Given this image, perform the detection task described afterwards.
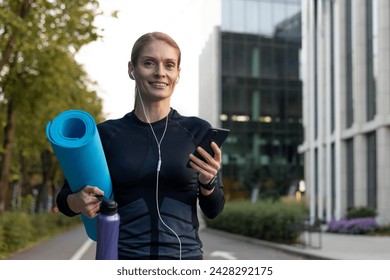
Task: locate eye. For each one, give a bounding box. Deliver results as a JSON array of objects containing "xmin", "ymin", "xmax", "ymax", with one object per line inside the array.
[
  {"xmin": 144, "ymin": 60, "xmax": 155, "ymax": 67},
  {"xmin": 166, "ymin": 62, "xmax": 176, "ymax": 69}
]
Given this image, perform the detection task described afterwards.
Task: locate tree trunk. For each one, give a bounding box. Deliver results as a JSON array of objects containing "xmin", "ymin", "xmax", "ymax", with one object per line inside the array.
[
  {"xmin": 0, "ymin": 34, "xmax": 17, "ymax": 74},
  {"xmin": 37, "ymin": 149, "xmax": 55, "ymax": 213},
  {"xmin": 0, "ymin": 0, "xmax": 32, "ymax": 74},
  {"xmin": 0, "ymin": 101, "xmax": 16, "ymax": 212},
  {"xmin": 0, "ymin": 0, "xmax": 32, "ymax": 213}
]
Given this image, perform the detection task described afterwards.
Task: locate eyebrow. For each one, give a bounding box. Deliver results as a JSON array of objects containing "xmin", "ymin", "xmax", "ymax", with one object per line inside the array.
[{"xmin": 141, "ymin": 56, "xmax": 178, "ymax": 63}]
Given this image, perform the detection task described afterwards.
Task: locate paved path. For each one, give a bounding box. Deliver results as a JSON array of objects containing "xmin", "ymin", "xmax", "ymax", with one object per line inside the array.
[
  {"xmin": 7, "ymin": 225, "xmax": 308, "ymax": 260},
  {"xmin": 8, "ymin": 224, "xmax": 390, "ymax": 260}
]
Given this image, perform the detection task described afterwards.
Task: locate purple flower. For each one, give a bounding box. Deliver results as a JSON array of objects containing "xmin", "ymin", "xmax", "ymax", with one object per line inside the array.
[{"xmin": 327, "ymin": 217, "xmax": 379, "ymax": 234}]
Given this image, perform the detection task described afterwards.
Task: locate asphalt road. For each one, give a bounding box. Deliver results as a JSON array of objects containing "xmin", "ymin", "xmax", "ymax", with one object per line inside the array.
[{"xmin": 7, "ymin": 225, "xmax": 308, "ymax": 260}]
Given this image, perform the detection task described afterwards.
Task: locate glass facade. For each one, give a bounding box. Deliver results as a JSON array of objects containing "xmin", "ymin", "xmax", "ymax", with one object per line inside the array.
[{"xmin": 219, "ymin": 0, "xmax": 303, "ymax": 196}]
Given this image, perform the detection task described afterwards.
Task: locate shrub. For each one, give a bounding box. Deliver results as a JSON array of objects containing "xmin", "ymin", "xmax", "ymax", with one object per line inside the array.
[
  {"xmin": 0, "ymin": 219, "xmax": 4, "ymax": 253},
  {"xmin": 328, "ymin": 206, "xmax": 380, "ymax": 235},
  {"xmin": 0, "ymin": 212, "xmax": 35, "ymax": 254},
  {"xmin": 346, "ymin": 206, "xmax": 377, "ymax": 219},
  {"xmin": 373, "ymin": 224, "xmax": 390, "ymax": 236},
  {"xmin": 0, "ymin": 211, "xmax": 81, "ymax": 259},
  {"xmin": 328, "ymin": 217, "xmax": 379, "ymax": 234},
  {"xmin": 204, "ymin": 199, "xmax": 308, "ymax": 244}
]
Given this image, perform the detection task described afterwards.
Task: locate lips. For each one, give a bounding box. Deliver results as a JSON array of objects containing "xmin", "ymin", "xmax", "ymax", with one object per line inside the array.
[{"xmin": 149, "ymin": 81, "xmax": 168, "ymax": 88}]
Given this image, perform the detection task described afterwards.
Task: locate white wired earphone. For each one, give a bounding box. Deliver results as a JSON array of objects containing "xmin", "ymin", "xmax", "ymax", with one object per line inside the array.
[{"xmin": 129, "ymin": 70, "xmax": 182, "ymax": 260}]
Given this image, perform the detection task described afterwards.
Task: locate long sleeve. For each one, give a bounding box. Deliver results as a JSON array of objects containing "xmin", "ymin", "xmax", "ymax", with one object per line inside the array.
[
  {"xmin": 198, "ymin": 174, "xmax": 225, "ymax": 219},
  {"xmin": 56, "ymin": 180, "xmax": 79, "ymax": 217}
]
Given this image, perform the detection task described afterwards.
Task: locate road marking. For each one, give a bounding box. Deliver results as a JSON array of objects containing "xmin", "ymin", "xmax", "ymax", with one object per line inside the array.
[
  {"xmin": 70, "ymin": 238, "xmax": 94, "ymax": 260},
  {"xmin": 210, "ymin": 250, "xmax": 237, "ymax": 260}
]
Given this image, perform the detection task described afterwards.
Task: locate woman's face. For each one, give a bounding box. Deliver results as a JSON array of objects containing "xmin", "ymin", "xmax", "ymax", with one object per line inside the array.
[{"xmin": 130, "ymin": 40, "xmax": 181, "ymax": 103}]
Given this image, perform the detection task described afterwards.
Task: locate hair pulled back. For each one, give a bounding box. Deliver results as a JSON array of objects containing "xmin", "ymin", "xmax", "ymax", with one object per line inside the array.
[{"xmin": 131, "ymin": 32, "xmax": 181, "ymax": 68}]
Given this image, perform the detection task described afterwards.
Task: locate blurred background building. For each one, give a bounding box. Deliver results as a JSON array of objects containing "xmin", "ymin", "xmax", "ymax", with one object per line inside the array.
[
  {"xmin": 199, "ymin": 0, "xmax": 390, "ymax": 226},
  {"xmin": 199, "ymin": 0, "xmax": 303, "ymax": 200},
  {"xmin": 299, "ymin": 0, "xmax": 390, "ymax": 225}
]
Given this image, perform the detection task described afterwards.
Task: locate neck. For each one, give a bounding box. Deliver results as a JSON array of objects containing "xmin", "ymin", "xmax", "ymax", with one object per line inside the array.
[{"xmin": 134, "ymin": 101, "xmax": 171, "ymax": 123}]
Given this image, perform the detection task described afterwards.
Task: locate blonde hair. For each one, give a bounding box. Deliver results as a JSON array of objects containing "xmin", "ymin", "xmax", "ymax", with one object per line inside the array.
[{"xmin": 131, "ymin": 32, "xmax": 181, "ymax": 67}]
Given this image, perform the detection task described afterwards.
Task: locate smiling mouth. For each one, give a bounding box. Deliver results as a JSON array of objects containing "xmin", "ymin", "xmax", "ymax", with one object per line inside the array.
[{"xmin": 149, "ymin": 82, "xmax": 168, "ymax": 88}]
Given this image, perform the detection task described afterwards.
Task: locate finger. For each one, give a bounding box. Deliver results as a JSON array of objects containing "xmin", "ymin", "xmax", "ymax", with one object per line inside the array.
[
  {"xmin": 188, "ymin": 155, "xmax": 219, "ymax": 181},
  {"xmin": 83, "ymin": 185, "xmax": 104, "ymax": 197},
  {"xmin": 195, "ymin": 146, "xmax": 221, "ymax": 170},
  {"xmin": 197, "ymin": 146, "xmax": 221, "ymax": 163},
  {"xmin": 85, "ymin": 200, "xmax": 102, "ymax": 218},
  {"xmin": 210, "ymin": 142, "xmax": 222, "ymax": 162},
  {"xmin": 84, "ymin": 207, "xmax": 99, "ymax": 219},
  {"xmin": 189, "ymin": 153, "xmax": 217, "ymax": 174},
  {"xmin": 86, "ymin": 194, "xmax": 102, "ymax": 204},
  {"xmin": 189, "ymin": 161, "xmax": 216, "ymax": 182}
]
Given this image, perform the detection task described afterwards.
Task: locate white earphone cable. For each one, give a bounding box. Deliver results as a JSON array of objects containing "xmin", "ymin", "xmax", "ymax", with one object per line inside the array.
[{"xmin": 136, "ymin": 84, "xmax": 182, "ymax": 260}]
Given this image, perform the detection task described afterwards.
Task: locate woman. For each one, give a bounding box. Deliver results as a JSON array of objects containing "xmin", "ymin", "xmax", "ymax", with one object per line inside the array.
[{"xmin": 56, "ymin": 32, "xmax": 225, "ymax": 260}]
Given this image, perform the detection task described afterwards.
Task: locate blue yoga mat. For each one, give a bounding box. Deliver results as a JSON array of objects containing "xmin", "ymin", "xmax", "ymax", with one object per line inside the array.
[{"xmin": 46, "ymin": 110, "xmax": 113, "ymax": 241}]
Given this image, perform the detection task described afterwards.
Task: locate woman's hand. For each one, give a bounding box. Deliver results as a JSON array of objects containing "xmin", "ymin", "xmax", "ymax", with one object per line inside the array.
[
  {"xmin": 66, "ymin": 185, "xmax": 104, "ymax": 218},
  {"xmin": 189, "ymin": 142, "xmax": 221, "ymax": 195}
]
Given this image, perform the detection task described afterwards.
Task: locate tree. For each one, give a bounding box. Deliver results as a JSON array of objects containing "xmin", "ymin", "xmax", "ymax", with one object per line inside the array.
[{"xmin": 0, "ymin": 0, "xmax": 103, "ymax": 212}]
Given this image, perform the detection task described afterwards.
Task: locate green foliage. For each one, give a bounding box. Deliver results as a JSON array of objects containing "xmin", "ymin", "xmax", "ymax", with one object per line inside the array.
[
  {"xmin": 0, "ymin": 0, "xmax": 106, "ymax": 210},
  {"xmin": 372, "ymin": 224, "xmax": 390, "ymax": 236},
  {"xmin": 0, "ymin": 211, "xmax": 35, "ymax": 253},
  {"xmin": 0, "ymin": 218, "xmax": 4, "ymax": 253},
  {"xmin": 0, "ymin": 211, "xmax": 81, "ymax": 259},
  {"xmin": 205, "ymin": 199, "xmax": 308, "ymax": 244},
  {"xmin": 1, "ymin": 0, "xmax": 104, "ymax": 139},
  {"xmin": 346, "ymin": 206, "xmax": 377, "ymax": 219}
]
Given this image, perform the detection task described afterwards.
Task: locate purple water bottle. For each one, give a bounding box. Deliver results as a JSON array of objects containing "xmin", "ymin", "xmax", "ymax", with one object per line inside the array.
[{"xmin": 96, "ymin": 197, "xmax": 120, "ymax": 260}]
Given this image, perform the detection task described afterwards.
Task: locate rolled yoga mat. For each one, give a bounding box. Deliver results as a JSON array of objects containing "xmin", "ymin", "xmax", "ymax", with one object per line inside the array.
[{"xmin": 46, "ymin": 110, "xmax": 113, "ymax": 241}]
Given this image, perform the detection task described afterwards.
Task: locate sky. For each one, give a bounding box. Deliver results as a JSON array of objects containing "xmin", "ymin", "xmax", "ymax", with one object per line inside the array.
[{"xmin": 76, "ymin": 0, "xmax": 216, "ymax": 120}]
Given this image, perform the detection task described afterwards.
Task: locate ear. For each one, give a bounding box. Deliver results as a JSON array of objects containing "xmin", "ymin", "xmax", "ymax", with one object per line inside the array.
[
  {"xmin": 128, "ymin": 61, "xmax": 135, "ymax": 80},
  {"xmin": 128, "ymin": 61, "xmax": 134, "ymax": 71}
]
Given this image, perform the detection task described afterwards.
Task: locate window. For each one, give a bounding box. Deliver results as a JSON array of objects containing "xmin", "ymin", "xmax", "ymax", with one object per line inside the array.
[
  {"xmin": 331, "ymin": 143, "xmax": 336, "ymax": 217},
  {"xmin": 346, "ymin": 0, "xmax": 354, "ymax": 128},
  {"xmin": 367, "ymin": 132, "xmax": 377, "ymax": 209},
  {"xmin": 346, "ymin": 139, "xmax": 354, "ymax": 208},
  {"xmin": 330, "ymin": 0, "xmax": 335, "ymax": 132},
  {"xmin": 366, "ymin": 0, "xmax": 377, "ymax": 121}
]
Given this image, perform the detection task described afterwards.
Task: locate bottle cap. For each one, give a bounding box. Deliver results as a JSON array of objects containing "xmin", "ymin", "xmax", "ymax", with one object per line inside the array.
[{"xmin": 99, "ymin": 197, "xmax": 118, "ymax": 214}]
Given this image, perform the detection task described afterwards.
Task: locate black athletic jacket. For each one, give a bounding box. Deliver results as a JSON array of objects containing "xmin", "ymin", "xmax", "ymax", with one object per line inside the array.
[{"xmin": 56, "ymin": 109, "xmax": 225, "ymax": 259}]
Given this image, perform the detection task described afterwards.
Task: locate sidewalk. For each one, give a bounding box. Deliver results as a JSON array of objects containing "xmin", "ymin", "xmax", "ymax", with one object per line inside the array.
[
  {"xmin": 205, "ymin": 228, "xmax": 390, "ymax": 260},
  {"xmin": 269, "ymin": 231, "xmax": 390, "ymax": 260}
]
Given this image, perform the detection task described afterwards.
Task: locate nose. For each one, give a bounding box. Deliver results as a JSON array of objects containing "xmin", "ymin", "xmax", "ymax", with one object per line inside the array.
[{"xmin": 153, "ymin": 64, "xmax": 166, "ymax": 78}]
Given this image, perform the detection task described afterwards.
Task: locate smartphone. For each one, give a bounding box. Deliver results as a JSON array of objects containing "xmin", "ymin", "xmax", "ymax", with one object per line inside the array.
[{"xmin": 187, "ymin": 127, "xmax": 230, "ymax": 168}]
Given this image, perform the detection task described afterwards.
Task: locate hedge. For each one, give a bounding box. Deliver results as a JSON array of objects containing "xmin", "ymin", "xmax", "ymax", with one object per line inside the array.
[{"xmin": 0, "ymin": 211, "xmax": 81, "ymax": 259}]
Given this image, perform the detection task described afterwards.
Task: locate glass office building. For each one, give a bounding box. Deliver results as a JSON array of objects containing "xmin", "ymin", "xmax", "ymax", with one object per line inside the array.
[{"xmin": 199, "ymin": 0, "xmax": 303, "ymax": 198}]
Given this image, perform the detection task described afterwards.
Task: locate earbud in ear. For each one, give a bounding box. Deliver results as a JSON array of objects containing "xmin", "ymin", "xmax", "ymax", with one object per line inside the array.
[
  {"xmin": 128, "ymin": 70, "xmax": 135, "ymax": 80},
  {"xmin": 176, "ymin": 76, "xmax": 180, "ymax": 84}
]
